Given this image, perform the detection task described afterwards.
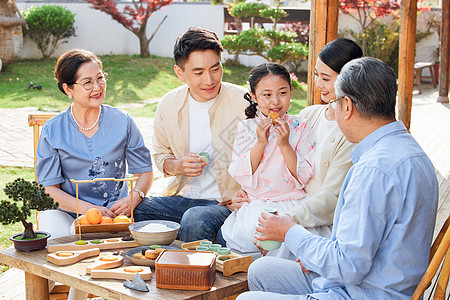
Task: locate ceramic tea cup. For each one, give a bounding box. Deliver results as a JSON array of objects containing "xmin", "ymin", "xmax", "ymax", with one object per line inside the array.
[
  {"xmin": 200, "ymin": 241, "xmax": 212, "ymax": 247},
  {"xmin": 198, "ymin": 152, "xmax": 210, "ymax": 163},
  {"xmin": 217, "ymin": 247, "xmax": 231, "ymax": 255},
  {"xmin": 258, "ymin": 207, "xmax": 282, "ymax": 251},
  {"xmin": 196, "ymin": 246, "xmax": 210, "ymax": 251},
  {"xmin": 208, "ymin": 244, "xmax": 221, "ymax": 252}
]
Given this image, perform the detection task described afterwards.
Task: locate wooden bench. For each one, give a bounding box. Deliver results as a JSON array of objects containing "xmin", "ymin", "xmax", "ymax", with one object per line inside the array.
[{"xmin": 414, "ymin": 62, "xmax": 437, "ymax": 94}]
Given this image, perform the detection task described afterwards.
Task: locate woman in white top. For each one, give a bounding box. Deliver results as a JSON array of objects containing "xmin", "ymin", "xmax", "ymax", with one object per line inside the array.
[{"xmin": 224, "ymin": 38, "xmax": 363, "ymax": 258}]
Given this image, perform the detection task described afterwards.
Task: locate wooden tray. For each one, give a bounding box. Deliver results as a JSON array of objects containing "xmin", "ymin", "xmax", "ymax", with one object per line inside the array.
[
  {"xmin": 47, "ymin": 248, "xmax": 100, "ymax": 266},
  {"xmin": 47, "ymin": 238, "xmax": 139, "ymax": 253},
  {"xmin": 70, "ymin": 177, "xmax": 136, "ymax": 235},
  {"xmin": 91, "ymin": 266, "xmax": 152, "ymax": 281},
  {"xmin": 74, "ymin": 222, "xmax": 132, "ymax": 234},
  {"xmin": 181, "ymin": 240, "xmax": 253, "ymax": 276},
  {"xmin": 86, "ymin": 255, "xmax": 124, "ymax": 274}
]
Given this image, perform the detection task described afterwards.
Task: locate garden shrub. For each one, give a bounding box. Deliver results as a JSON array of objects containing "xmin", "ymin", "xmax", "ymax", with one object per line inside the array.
[
  {"xmin": 222, "ymin": 6, "xmax": 308, "ymax": 72},
  {"xmin": 22, "ymin": 5, "xmax": 76, "ymax": 59}
]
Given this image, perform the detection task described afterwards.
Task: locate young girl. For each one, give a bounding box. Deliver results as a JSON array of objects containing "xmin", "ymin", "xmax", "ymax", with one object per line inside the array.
[{"xmin": 221, "ymin": 63, "xmax": 314, "ymax": 253}]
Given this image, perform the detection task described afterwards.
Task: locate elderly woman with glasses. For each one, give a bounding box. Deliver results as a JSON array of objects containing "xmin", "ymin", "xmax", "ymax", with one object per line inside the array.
[{"xmin": 35, "ymin": 49, "xmax": 153, "ymax": 240}]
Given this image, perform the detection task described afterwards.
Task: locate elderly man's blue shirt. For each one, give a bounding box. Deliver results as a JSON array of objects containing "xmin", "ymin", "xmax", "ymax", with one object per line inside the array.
[
  {"xmin": 36, "ymin": 105, "xmax": 152, "ymax": 208},
  {"xmin": 285, "ymin": 121, "xmax": 438, "ymax": 299}
]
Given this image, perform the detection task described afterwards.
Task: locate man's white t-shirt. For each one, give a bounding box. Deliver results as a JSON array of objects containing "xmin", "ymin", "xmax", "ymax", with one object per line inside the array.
[{"xmin": 181, "ymin": 94, "xmax": 221, "ymax": 200}]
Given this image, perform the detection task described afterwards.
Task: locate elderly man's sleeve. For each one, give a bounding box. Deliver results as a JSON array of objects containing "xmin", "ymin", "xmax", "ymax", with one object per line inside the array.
[{"xmin": 285, "ymin": 166, "xmax": 393, "ymax": 285}]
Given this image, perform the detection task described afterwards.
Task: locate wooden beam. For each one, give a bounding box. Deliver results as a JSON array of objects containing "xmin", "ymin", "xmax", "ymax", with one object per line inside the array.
[
  {"xmin": 438, "ymin": 0, "xmax": 449, "ymax": 103},
  {"xmin": 307, "ymin": 0, "xmax": 339, "ymax": 106},
  {"xmin": 398, "ymin": 0, "xmax": 417, "ymax": 130}
]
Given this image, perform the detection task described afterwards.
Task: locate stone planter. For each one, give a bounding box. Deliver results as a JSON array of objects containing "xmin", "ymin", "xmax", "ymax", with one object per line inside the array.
[{"xmin": 10, "ymin": 231, "xmax": 51, "ymax": 252}]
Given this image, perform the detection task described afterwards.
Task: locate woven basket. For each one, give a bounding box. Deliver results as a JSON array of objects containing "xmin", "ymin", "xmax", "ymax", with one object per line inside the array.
[{"xmin": 0, "ymin": 0, "xmax": 26, "ymax": 68}]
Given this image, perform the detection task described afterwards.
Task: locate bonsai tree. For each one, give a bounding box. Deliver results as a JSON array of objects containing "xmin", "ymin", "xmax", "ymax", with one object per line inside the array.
[{"xmin": 0, "ymin": 178, "xmax": 58, "ymax": 239}]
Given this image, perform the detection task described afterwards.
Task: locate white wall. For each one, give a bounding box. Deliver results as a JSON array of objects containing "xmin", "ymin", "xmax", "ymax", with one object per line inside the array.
[
  {"xmin": 16, "ymin": 1, "xmax": 225, "ymax": 60},
  {"xmin": 15, "ymin": 1, "xmax": 297, "ymax": 67},
  {"xmin": 15, "ymin": 1, "xmax": 440, "ymax": 69}
]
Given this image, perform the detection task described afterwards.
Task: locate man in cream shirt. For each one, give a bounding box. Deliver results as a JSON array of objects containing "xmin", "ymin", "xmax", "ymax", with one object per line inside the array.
[{"xmin": 134, "ymin": 27, "xmax": 248, "ymax": 242}]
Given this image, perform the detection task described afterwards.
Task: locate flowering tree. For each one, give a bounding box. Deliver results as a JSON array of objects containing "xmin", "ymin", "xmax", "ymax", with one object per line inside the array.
[
  {"xmin": 339, "ymin": 0, "xmax": 430, "ymax": 54},
  {"xmin": 87, "ymin": 0, "xmax": 172, "ymax": 57}
]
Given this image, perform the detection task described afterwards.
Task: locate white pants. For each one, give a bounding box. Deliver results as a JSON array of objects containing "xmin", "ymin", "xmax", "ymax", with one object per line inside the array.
[
  {"xmin": 38, "ymin": 210, "xmax": 88, "ymax": 300},
  {"xmin": 37, "ymin": 210, "xmax": 76, "ymax": 240}
]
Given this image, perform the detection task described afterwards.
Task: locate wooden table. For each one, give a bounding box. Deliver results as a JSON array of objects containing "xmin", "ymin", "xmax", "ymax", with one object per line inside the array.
[{"xmin": 0, "ymin": 232, "xmax": 249, "ymax": 300}]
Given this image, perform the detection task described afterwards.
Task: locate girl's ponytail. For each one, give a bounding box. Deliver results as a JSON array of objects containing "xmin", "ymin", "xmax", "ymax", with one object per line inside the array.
[{"xmin": 244, "ymin": 92, "xmax": 258, "ymax": 119}]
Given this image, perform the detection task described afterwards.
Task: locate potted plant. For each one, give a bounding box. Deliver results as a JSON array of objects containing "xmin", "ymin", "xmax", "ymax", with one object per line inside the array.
[{"xmin": 0, "ymin": 178, "xmax": 58, "ymax": 252}]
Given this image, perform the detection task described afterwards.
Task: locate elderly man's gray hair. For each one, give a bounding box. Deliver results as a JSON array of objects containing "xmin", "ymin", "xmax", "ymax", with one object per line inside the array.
[{"xmin": 334, "ymin": 57, "xmax": 397, "ymax": 120}]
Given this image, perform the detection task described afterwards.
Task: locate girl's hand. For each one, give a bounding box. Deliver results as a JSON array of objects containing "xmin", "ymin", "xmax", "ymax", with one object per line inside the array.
[
  {"xmin": 256, "ymin": 118, "xmax": 272, "ymax": 146},
  {"xmin": 274, "ymin": 119, "xmax": 290, "ymax": 147},
  {"xmin": 229, "ymin": 189, "xmax": 251, "ymax": 213}
]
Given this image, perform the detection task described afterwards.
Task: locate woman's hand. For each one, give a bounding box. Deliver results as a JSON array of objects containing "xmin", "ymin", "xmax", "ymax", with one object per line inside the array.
[
  {"xmin": 109, "ymin": 194, "xmax": 134, "ymax": 217},
  {"xmin": 274, "ymin": 119, "xmax": 291, "ymax": 147},
  {"xmin": 98, "ymin": 206, "xmax": 117, "ymax": 219},
  {"xmin": 296, "ymin": 258, "xmax": 311, "ymax": 273},
  {"xmin": 228, "ymin": 189, "xmax": 250, "ymax": 213},
  {"xmin": 256, "ymin": 118, "xmax": 272, "ymax": 146},
  {"xmin": 109, "ymin": 171, "xmax": 153, "ymax": 218},
  {"xmin": 253, "ymin": 239, "xmax": 269, "ymax": 256}
]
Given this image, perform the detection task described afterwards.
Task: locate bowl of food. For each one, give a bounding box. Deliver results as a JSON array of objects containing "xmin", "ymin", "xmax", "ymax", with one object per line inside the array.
[
  {"xmin": 126, "ymin": 245, "xmax": 178, "ymax": 266},
  {"xmin": 129, "ymin": 220, "xmax": 180, "ymax": 246}
]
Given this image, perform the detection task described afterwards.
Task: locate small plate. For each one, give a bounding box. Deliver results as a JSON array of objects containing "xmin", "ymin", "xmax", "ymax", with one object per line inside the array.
[{"xmin": 126, "ymin": 245, "xmax": 178, "ymax": 267}]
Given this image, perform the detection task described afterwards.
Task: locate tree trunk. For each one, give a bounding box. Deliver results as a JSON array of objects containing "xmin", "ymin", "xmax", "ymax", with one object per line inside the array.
[
  {"xmin": 232, "ymin": 17, "xmax": 243, "ymax": 64},
  {"xmin": 21, "ymin": 219, "xmax": 37, "ymax": 239},
  {"xmin": 135, "ymin": 15, "xmax": 168, "ymax": 58},
  {"xmin": 137, "ymin": 30, "xmax": 150, "ymax": 58}
]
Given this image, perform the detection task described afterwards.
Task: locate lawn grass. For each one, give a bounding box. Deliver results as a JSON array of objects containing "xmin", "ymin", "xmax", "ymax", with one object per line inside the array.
[
  {"xmin": 0, "ymin": 55, "xmax": 307, "ymax": 117},
  {"xmin": 0, "ymin": 166, "xmax": 36, "ymax": 274}
]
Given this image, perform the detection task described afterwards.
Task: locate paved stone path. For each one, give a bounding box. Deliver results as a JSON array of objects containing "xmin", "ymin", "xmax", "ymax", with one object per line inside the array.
[{"xmin": 0, "ymin": 106, "xmax": 159, "ymax": 174}]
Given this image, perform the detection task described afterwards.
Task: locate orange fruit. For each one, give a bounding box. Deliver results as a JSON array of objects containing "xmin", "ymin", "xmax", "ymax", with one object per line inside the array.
[
  {"xmin": 78, "ymin": 215, "xmax": 90, "ymax": 225},
  {"xmin": 114, "ymin": 215, "xmax": 131, "ymax": 223},
  {"xmin": 86, "ymin": 208, "xmax": 102, "ymax": 224},
  {"xmin": 100, "ymin": 216, "xmax": 113, "ymax": 224}
]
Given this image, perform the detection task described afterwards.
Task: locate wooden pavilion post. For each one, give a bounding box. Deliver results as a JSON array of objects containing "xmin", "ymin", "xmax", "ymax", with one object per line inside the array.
[
  {"xmin": 397, "ymin": 0, "xmax": 417, "ymax": 130},
  {"xmin": 306, "ymin": 0, "xmax": 339, "ymax": 106},
  {"xmin": 437, "ymin": 0, "xmax": 449, "ymax": 103}
]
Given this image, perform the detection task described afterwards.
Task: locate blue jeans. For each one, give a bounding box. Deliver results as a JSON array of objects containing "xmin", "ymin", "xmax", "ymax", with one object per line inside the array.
[
  {"xmin": 133, "ymin": 196, "xmax": 231, "ymax": 242},
  {"xmin": 237, "ymin": 256, "xmax": 320, "ymax": 300}
]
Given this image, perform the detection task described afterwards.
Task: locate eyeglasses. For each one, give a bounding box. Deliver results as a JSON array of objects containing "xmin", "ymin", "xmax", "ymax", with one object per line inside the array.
[
  {"xmin": 72, "ymin": 74, "xmax": 107, "ymax": 90},
  {"xmin": 329, "ymin": 96, "xmax": 344, "ymax": 109}
]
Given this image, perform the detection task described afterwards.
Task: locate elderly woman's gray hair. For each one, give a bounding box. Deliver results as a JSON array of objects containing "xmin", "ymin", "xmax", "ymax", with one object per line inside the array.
[{"xmin": 334, "ymin": 57, "xmax": 397, "ymax": 120}]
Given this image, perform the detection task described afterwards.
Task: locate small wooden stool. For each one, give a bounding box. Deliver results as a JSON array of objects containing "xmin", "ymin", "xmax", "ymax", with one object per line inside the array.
[{"xmin": 414, "ymin": 62, "xmax": 437, "ymax": 94}]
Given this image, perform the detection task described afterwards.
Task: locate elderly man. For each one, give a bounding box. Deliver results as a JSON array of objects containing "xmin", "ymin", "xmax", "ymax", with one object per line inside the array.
[{"xmin": 238, "ymin": 57, "xmax": 439, "ymax": 300}]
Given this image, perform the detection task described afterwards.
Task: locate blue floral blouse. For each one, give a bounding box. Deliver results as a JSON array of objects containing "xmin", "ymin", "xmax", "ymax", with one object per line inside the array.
[{"xmin": 36, "ymin": 105, "xmax": 152, "ymax": 208}]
